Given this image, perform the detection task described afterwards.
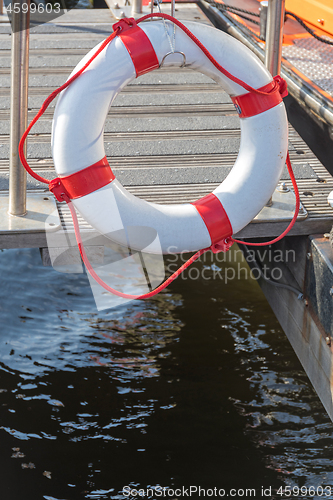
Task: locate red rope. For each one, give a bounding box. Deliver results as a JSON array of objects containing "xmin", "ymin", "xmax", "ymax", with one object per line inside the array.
[
  {"xmin": 136, "ymin": 13, "xmax": 285, "ymax": 97},
  {"xmin": 18, "ymin": 29, "xmax": 119, "ymax": 185},
  {"xmin": 17, "ymin": 14, "xmax": 300, "ymax": 300},
  {"xmin": 64, "ymin": 193, "xmax": 208, "ymax": 299},
  {"xmin": 231, "ymin": 152, "xmax": 300, "ymax": 247}
]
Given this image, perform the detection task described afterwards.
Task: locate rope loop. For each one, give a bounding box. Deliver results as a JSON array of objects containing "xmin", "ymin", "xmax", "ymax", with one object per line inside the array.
[
  {"xmin": 49, "ymin": 178, "xmax": 69, "ymax": 202},
  {"xmin": 231, "ymin": 153, "xmax": 299, "ymax": 248}
]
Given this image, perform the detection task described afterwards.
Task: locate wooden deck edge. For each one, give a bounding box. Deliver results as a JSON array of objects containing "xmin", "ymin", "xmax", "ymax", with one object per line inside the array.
[{"xmin": 0, "ymin": 216, "xmax": 332, "ymax": 250}]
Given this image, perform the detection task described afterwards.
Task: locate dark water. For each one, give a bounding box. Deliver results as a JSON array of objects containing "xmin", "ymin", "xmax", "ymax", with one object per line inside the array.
[{"xmin": 0, "ymin": 247, "xmax": 333, "ymax": 500}]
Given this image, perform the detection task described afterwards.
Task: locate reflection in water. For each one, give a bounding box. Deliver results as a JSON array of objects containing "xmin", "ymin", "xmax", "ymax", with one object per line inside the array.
[
  {"xmin": 226, "ymin": 312, "xmax": 333, "ymax": 488},
  {"xmin": 0, "ymin": 248, "xmax": 332, "ymax": 499}
]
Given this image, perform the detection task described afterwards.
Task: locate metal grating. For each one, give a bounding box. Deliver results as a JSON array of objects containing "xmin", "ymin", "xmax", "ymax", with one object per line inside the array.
[
  {"xmin": 1, "ymin": 3, "xmax": 333, "ymax": 248},
  {"xmin": 55, "ymin": 125, "xmax": 333, "ymax": 238},
  {"xmin": 283, "ymin": 37, "xmax": 333, "ymax": 96}
]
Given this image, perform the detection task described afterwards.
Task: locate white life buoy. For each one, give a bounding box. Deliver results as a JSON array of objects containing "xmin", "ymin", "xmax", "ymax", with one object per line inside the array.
[{"xmin": 51, "ymin": 17, "xmax": 288, "ymax": 254}]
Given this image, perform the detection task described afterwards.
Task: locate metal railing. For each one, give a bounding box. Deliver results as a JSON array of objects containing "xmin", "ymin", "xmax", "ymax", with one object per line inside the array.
[
  {"xmin": 6, "ymin": 0, "xmax": 286, "ymax": 217},
  {"xmin": 264, "ymin": 0, "xmax": 285, "ymax": 206},
  {"xmin": 131, "ymin": 0, "xmax": 142, "ymax": 15},
  {"xmin": 265, "ymin": 0, "xmax": 285, "ymax": 76},
  {"xmin": 9, "ymin": 0, "xmax": 30, "ymax": 216},
  {"xmin": 259, "ymin": 1, "xmax": 268, "ymax": 40}
]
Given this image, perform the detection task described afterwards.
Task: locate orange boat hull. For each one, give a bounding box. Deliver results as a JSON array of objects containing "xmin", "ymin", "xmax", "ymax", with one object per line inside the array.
[{"xmin": 285, "ymin": 0, "xmax": 333, "ymax": 36}]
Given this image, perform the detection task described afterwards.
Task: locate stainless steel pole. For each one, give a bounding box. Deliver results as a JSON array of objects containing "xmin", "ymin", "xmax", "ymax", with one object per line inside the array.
[
  {"xmin": 9, "ymin": 0, "xmax": 30, "ymax": 216},
  {"xmin": 265, "ymin": 0, "xmax": 285, "ymax": 76},
  {"xmin": 171, "ymin": 0, "xmax": 175, "ymax": 18},
  {"xmin": 132, "ymin": 0, "xmax": 142, "ymax": 15},
  {"xmin": 259, "ymin": 1, "xmax": 268, "ymax": 40},
  {"xmin": 264, "ymin": 0, "xmax": 285, "ymax": 207}
]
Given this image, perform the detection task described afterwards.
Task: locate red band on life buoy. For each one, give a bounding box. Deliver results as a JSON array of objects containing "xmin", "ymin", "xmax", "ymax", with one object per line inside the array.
[
  {"xmin": 192, "ymin": 193, "xmax": 233, "ymax": 247},
  {"xmin": 113, "ymin": 18, "xmax": 159, "ymax": 77},
  {"xmin": 50, "ymin": 156, "xmax": 115, "ymax": 202},
  {"xmin": 231, "ymin": 76, "xmax": 287, "ymax": 118}
]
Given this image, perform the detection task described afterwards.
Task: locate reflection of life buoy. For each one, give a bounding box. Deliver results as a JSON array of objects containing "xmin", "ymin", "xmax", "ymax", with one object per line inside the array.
[{"xmin": 51, "ymin": 17, "xmax": 288, "ymax": 254}]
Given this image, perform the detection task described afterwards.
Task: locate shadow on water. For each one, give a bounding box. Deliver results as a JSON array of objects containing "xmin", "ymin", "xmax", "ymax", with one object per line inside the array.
[{"xmin": 0, "ymin": 247, "xmax": 332, "ymax": 499}]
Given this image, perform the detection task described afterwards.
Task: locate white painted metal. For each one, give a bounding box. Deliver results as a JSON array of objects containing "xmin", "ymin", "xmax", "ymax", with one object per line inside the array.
[{"xmin": 52, "ymin": 20, "xmax": 288, "ymax": 254}]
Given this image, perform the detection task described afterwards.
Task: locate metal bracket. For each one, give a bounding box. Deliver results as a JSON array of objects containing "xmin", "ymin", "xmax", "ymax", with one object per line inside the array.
[
  {"xmin": 253, "ymin": 183, "xmax": 307, "ymax": 223},
  {"xmin": 160, "ymin": 51, "xmax": 186, "ymax": 68},
  {"xmin": 107, "ymin": 0, "xmax": 151, "ymax": 20},
  {"xmin": 0, "ymin": 192, "xmax": 61, "ymax": 233}
]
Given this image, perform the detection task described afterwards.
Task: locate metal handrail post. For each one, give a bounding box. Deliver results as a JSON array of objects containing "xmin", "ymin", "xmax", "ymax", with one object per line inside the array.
[
  {"xmin": 265, "ymin": 0, "xmax": 285, "ymax": 76},
  {"xmin": 259, "ymin": 1, "xmax": 268, "ymax": 40},
  {"xmin": 9, "ymin": 0, "xmax": 30, "ymax": 216},
  {"xmin": 131, "ymin": 0, "xmax": 142, "ymax": 15},
  {"xmin": 264, "ymin": 0, "xmax": 285, "ymax": 207}
]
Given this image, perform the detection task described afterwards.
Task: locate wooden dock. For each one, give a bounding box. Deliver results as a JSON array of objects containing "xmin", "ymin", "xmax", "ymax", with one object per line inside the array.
[{"xmin": 1, "ymin": 3, "xmax": 333, "ymax": 419}]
